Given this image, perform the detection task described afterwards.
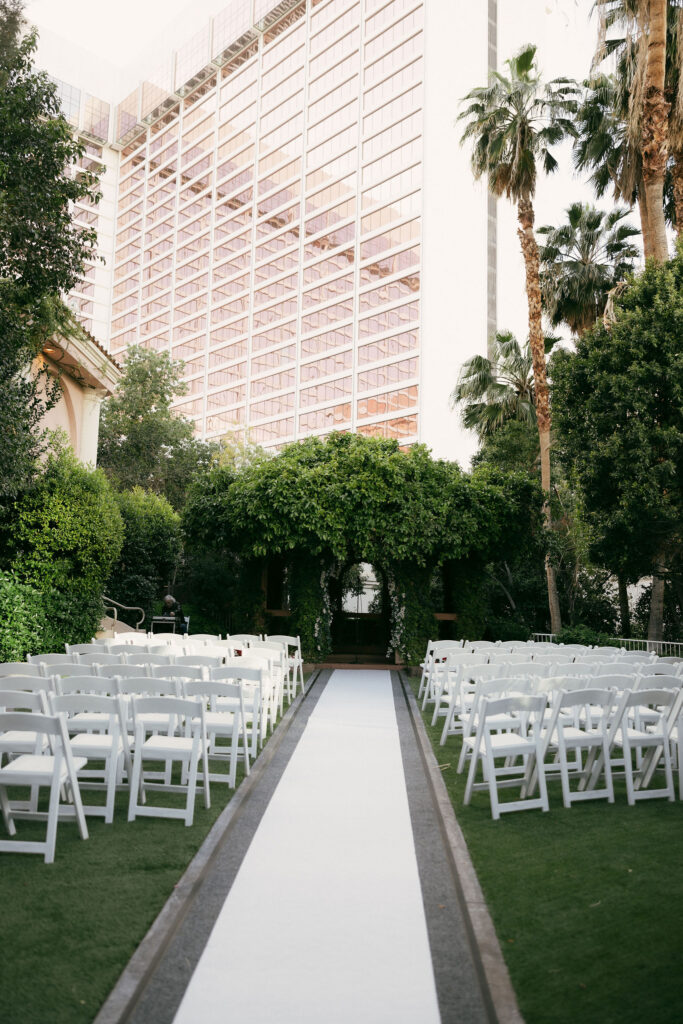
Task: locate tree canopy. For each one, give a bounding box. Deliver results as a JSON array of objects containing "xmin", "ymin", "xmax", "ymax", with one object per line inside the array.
[
  {"xmin": 0, "ymin": 1, "xmax": 101, "ymax": 498},
  {"xmin": 97, "ymin": 345, "xmax": 216, "ymax": 509},
  {"xmin": 551, "ymin": 241, "xmax": 683, "ymax": 637}
]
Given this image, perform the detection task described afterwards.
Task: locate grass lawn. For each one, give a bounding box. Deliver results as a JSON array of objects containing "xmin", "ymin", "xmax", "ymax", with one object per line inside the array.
[{"xmin": 408, "ymin": 677, "xmax": 683, "ymax": 1024}]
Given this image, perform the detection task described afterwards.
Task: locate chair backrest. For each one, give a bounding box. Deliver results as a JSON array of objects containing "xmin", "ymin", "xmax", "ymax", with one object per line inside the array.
[
  {"xmin": 0, "ymin": 662, "xmax": 42, "ymax": 677},
  {"xmin": 533, "ymin": 652, "xmax": 574, "ymax": 664},
  {"xmin": 50, "ymin": 663, "xmax": 103, "ymax": 679},
  {"xmin": 635, "ymin": 674, "xmax": 681, "ymax": 691},
  {"xmin": 620, "ymin": 650, "xmax": 656, "ymax": 661},
  {"xmin": 114, "ymin": 675, "xmax": 181, "ymax": 697},
  {"xmin": 0, "ymin": 689, "xmax": 47, "ymax": 713},
  {"xmin": 467, "ymin": 640, "xmax": 497, "ymax": 649},
  {"xmin": 151, "ymin": 664, "xmax": 205, "ymax": 681},
  {"xmin": 97, "ymin": 663, "xmax": 151, "ymax": 679},
  {"xmin": 49, "ymin": 692, "xmax": 122, "ymax": 725},
  {"xmin": 79, "ymin": 652, "xmax": 125, "ymax": 666},
  {"xmin": 126, "ymin": 653, "xmax": 175, "ymax": 666},
  {"xmin": 0, "ymin": 710, "xmax": 63, "ymax": 738},
  {"xmin": 211, "ymin": 665, "xmax": 263, "ymax": 686},
  {"xmin": 54, "ymin": 674, "xmax": 115, "ymax": 696},
  {"xmin": 107, "ymin": 644, "xmax": 136, "ymax": 655},
  {"xmin": 130, "ymin": 695, "xmax": 203, "ymax": 734},
  {"xmin": 27, "ymin": 653, "xmax": 76, "ymax": 667},
  {"xmin": 550, "ymin": 663, "xmax": 594, "ymax": 677},
  {"xmin": 174, "ymin": 654, "xmax": 223, "ymax": 668},
  {"xmin": 267, "ymin": 634, "xmax": 302, "ymax": 651},
  {"xmin": 186, "ymin": 634, "xmax": 222, "ymax": 642},
  {"xmin": 557, "ymin": 644, "xmax": 591, "ymax": 655},
  {"xmin": 469, "ymin": 664, "xmax": 510, "ymax": 683},
  {"xmin": 0, "ymin": 676, "xmax": 51, "ymax": 696},
  {"xmin": 65, "ymin": 643, "xmax": 108, "ymax": 656},
  {"xmin": 657, "ymin": 656, "xmax": 683, "ymax": 666},
  {"xmin": 543, "ymin": 675, "xmax": 590, "ymax": 695},
  {"xmin": 593, "ymin": 662, "xmax": 634, "ymax": 676},
  {"xmin": 479, "ymin": 694, "xmax": 547, "ymax": 736},
  {"xmin": 487, "ymin": 652, "xmax": 530, "ymax": 664},
  {"xmin": 184, "ymin": 679, "xmax": 242, "ymax": 702},
  {"xmin": 228, "ymin": 634, "xmax": 261, "ymax": 646}
]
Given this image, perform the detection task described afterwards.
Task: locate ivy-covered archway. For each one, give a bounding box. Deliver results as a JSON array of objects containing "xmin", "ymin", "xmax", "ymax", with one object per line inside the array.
[{"xmin": 183, "ymin": 433, "xmax": 542, "ymax": 663}]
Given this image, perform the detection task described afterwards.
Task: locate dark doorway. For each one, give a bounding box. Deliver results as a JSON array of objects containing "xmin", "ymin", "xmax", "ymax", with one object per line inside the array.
[{"xmin": 330, "ymin": 563, "xmax": 391, "ymax": 662}]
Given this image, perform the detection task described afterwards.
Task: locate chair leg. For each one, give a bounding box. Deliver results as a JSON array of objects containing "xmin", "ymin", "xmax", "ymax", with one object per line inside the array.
[
  {"xmin": 128, "ymin": 748, "xmax": 143, "ymax": 822},
  {"xmin": 0, "ymin": 784, "xmax": 16, "ymax": 836},
  {"xmin": 45, "ymin": 776, "xmax": 61, "ymax": 864}
]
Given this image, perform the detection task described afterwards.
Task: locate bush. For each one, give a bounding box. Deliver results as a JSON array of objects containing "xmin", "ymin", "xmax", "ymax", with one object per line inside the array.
[
  {"xmin": 1, "ymin": 448, "xmax": 124, "ymax": 651},
  {"xmin": 107, "ymin": 488, "xmax": 181, "ymax": 625},
  {"xmin": 0, "ymin": 571, "xmax": 47, "ymax": 661},
  {"xmin": 553, "ymin": 624, "xmax": 619, "ymax": 647}
]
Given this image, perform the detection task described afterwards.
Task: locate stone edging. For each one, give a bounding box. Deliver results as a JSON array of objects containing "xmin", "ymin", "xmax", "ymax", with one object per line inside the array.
[
  {"xmin": 93, "ymin": 670, "xmax": 323, "ymax": 1024},
  {"xmin": 398, "ymin": 671, "xmax": 524, "ymax": 1024}
]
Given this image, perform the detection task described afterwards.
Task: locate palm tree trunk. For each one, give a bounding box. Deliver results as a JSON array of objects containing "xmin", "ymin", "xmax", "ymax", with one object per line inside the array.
[
  {"xmin": 637, "ymin": 181, "xmax": 652, "ymax": 259},
  {"xmin": 641, "ymin": 0, "xmax": 671, "ymax": 262},
  {"xmin": 672, "ymin": 148, "xmax": 683, "ymax": 236},
  {"xmin": 517, "ymin": 196, "xmax": 562, "ymax": 634}
]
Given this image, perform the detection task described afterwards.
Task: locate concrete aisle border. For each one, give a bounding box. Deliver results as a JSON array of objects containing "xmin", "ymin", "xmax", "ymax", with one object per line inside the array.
[
  {"xmin": 398, "ymin": 670, "xmax": 524, "ymax": 1024},
  {"xmin": 94, "ymin": 669, "xmax": 327, "ymax": 1024}
]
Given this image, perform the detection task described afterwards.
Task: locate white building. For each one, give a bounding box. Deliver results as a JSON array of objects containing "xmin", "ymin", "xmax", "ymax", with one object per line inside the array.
[{"xmin": 31, "ymin": 0, "xmax": 599, "ymax": 466}]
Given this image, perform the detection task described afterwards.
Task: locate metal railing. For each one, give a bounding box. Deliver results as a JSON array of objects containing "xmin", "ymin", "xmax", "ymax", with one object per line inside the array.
[
  {"xmin": 102, "ymin": 595, "xmax": 145, "ymax": 631},
  {"xmin": 532, "ymin": 633, "xmax": 683, "ymax": 658}
]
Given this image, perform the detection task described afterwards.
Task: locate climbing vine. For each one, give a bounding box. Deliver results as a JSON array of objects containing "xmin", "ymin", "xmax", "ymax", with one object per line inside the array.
[{"xmin": 183, "ymin": 434, "xmax": 542, "ymax": 662}]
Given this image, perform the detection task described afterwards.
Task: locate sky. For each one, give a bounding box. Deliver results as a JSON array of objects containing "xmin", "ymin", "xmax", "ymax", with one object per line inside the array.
[{"xmin": 25, "ymin": 0, "xmax": 234, "ymax": 96}]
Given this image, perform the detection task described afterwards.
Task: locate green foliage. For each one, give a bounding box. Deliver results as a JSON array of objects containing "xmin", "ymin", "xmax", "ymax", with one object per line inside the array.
[
  {"xmin": 0, "ymin": 6, "xmax": 101, "ymax": 499},
  {"xmin": 107, "ymin": 488, "xmax": 181, "ymax": 625},
  {"xmin": 97, "ymin": 346, "xmax": 216, "ymax": 510},
  {"xmin": 451, "ymin": 331, "xmax": 537, "ymax": 438},
  {"xmin": 538, "ymin": 202, "xmax": 639, "ymax": 336},
  {"xmin": 184, "ymin": 434, "xmax": 543, "ymax": 662},
  {"xmin": 0, "ymin": 447, "xmax": 124, "ymax": 650},
  {"xmin": 459, "ymin": 44, "xmax": 579, "ymax": 202},
  {"xmin": 0, "ymin": 570, "xmax": 47, "ymax": 661},
  {"xmin": 553, "ymin": 624, "xmax": 620, "ymax": 647},
  {"xmin": 471, "ymin": 419, "xmax": 540, "ymax": 477},
  {"xmin": 551, "ymin": 243, "xmax": 683, "ymax": 587}
]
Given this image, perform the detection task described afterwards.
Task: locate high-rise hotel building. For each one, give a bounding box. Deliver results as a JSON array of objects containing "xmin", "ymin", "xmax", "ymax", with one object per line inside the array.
[{"xmin": 43, "ymin": 1, "xmax": 497, "ymax": 463}]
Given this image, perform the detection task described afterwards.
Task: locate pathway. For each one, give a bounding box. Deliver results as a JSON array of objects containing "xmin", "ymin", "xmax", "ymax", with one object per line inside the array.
[{"xmin": 98, "ymin": 670, "xmax": 497, "ymax": 1024}]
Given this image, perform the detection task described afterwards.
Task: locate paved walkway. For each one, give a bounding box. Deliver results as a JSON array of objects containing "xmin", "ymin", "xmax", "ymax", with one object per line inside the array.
[{"xmin": 97, "ymin": 670, "xmax": 502, "ymax": 1024}]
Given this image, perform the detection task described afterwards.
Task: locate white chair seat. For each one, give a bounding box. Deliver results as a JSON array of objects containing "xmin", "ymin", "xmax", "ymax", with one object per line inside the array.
[
  {"xmin": 142, "ymin": 735, "xmax": 195, "ymax": 757},
  {"xmin": 70, "ymin": 734, "xmax": 124, "ymax": 758},
  {"xmin": 0, "ymin": 754, "xmax": 87, "ymax": 781},
  {"xmin": 0, "ymin": 731, "xmax": 47, "ymax": 753}
]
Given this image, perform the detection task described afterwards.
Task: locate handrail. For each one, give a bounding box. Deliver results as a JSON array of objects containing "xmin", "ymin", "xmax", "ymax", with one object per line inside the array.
[
  {"xmin": 533, "ymin": 633, "xmax": 683, "ymax": 657},
  {"xmin": 102, "ymin": 595, "xmax": 145, "ymax": 630}
]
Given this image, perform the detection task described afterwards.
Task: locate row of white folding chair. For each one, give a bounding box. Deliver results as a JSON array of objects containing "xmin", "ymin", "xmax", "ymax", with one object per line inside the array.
[{"xmin": 458, "ymin": 682, "xmax": 682, "ymax": 818}]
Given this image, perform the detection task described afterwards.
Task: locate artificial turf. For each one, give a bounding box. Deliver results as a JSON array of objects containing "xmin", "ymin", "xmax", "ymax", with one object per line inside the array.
[{"xmin": 408, "ymin": 676, "xmax": 683, "ymax": 1024}]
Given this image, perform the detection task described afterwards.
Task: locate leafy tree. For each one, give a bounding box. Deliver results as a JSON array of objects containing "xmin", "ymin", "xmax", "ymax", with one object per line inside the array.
[
  {"xmin": 107, "ymin": 488, "xmax": 182, "ymax": 626},
  {"xmin": 0, "ymin": 2, "xmax": 101, "ymax": 497},
  {"xmin": 458, "ymin": 44, "xmax": 579, "ymax": 632},
  {"xmin": 97, "ymin": 345, "xmax": 215, "ymax": 509},
  {"xmin": 551, "ymin": 243, "xmax": 683, "ymax": 640},
  {"xmin": 0, "ymin": 445, "xmax": 124, "ymax": 648},
  {"xmin": 538, "ymin": 203, "xmax": 640, "ymax": 336}
]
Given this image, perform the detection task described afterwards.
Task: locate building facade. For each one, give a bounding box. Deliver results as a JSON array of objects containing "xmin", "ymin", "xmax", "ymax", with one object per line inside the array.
[{"xmin": 47, "ymin": 0, "xmax": 493, "ymax": 463}]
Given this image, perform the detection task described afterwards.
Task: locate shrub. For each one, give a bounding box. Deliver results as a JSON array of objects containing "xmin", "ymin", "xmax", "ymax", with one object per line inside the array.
[
  {"xmin": 0, "ymin": 571, "xmax": 47, "ymax": 661},
  {"xmin": 107, "ymin": 487, "xmax": 181, "ymax": 625}
]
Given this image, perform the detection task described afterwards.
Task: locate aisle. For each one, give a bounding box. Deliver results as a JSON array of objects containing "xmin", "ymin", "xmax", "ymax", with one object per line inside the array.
[{"xmin": 173, "ymin": 669, "xmax": 441, "ymax": 1024}]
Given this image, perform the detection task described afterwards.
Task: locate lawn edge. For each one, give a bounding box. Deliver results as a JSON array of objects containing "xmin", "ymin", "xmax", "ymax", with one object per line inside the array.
[
  {"xmin": 398, "ymin": 670, "xmax": 524, "ymax": 1024},
  {"xmin": 93, "ymin": 669, "xmax": 323, "ymax": 1024}
]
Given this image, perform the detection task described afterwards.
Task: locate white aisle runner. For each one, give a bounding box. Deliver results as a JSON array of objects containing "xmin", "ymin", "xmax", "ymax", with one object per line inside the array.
[{"xmin": 173, "ymin": 670, "xmax": 441, "ymax": 1024}]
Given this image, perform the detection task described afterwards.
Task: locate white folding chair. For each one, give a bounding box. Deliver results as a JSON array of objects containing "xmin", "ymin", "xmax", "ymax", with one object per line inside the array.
[
  {"xmin": 614, "ymin": 689, "xmax": 679, "ymax": 804},
  {"xmin": 97, "ymin": 663, "xmax": 151, "ymax": 681},
  {"xmin": 125, "ymin": 653, "xmax": 175, "ymax": 668},
  {"xmin": 540, "ymin": 688, "xmax": 617, "ymax": 808},
  {"xmin": 418, "ymin": 640, "xmax": 464, "ymax": 700},
  {"xmin": 175, "ymin": 654, "xmax": 223, "ymax": 670},
  {"xmin": 456, "ymin": 676, "xmax": 528, "ymax": 772},
  {"xmin": 49, "ymin": 693, "xmax": 127, "ymax": 824},
  {"xmin": 211, "ymin": 665, "xmax": 264, "ymax": 757},
  {"xmin": 0, "ymin": 711, "xmax": 88, "ymax": 862},
  {"xmin": 127, "ymin": 696, "xmax": 210, "ymax": 826},
  {"xmin": 184, "ymin": 679, "xmax": 248, "ymax": 786},
  {"xmin": 267, "ymin": 635, "xmax": 306, "ymax": 698},
  {"xmin": 463, "ymin": 694, "xmax": 549, "ymax": 820}
]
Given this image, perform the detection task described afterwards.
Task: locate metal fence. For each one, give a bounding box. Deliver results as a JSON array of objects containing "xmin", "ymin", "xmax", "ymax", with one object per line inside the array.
[{"xmin": 532, "ymin": 633, "xmax": 683, "ymax": 658}]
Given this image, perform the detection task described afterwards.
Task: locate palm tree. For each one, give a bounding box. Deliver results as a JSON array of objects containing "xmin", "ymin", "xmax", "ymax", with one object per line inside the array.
[
  {"xmin": 538, "ymin": 202, "xmax": 640, "ymax": 336},
  {"xmin": 458, "ymin": 44, "xmax": 578, "ymax": 633},
  {"xmin": 450, "ymin": 331, "xmax": 537, "ymax": 437},
  {"xmin": 592, "ymin": 0, "xmax": 671, "ymax": 260}
]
